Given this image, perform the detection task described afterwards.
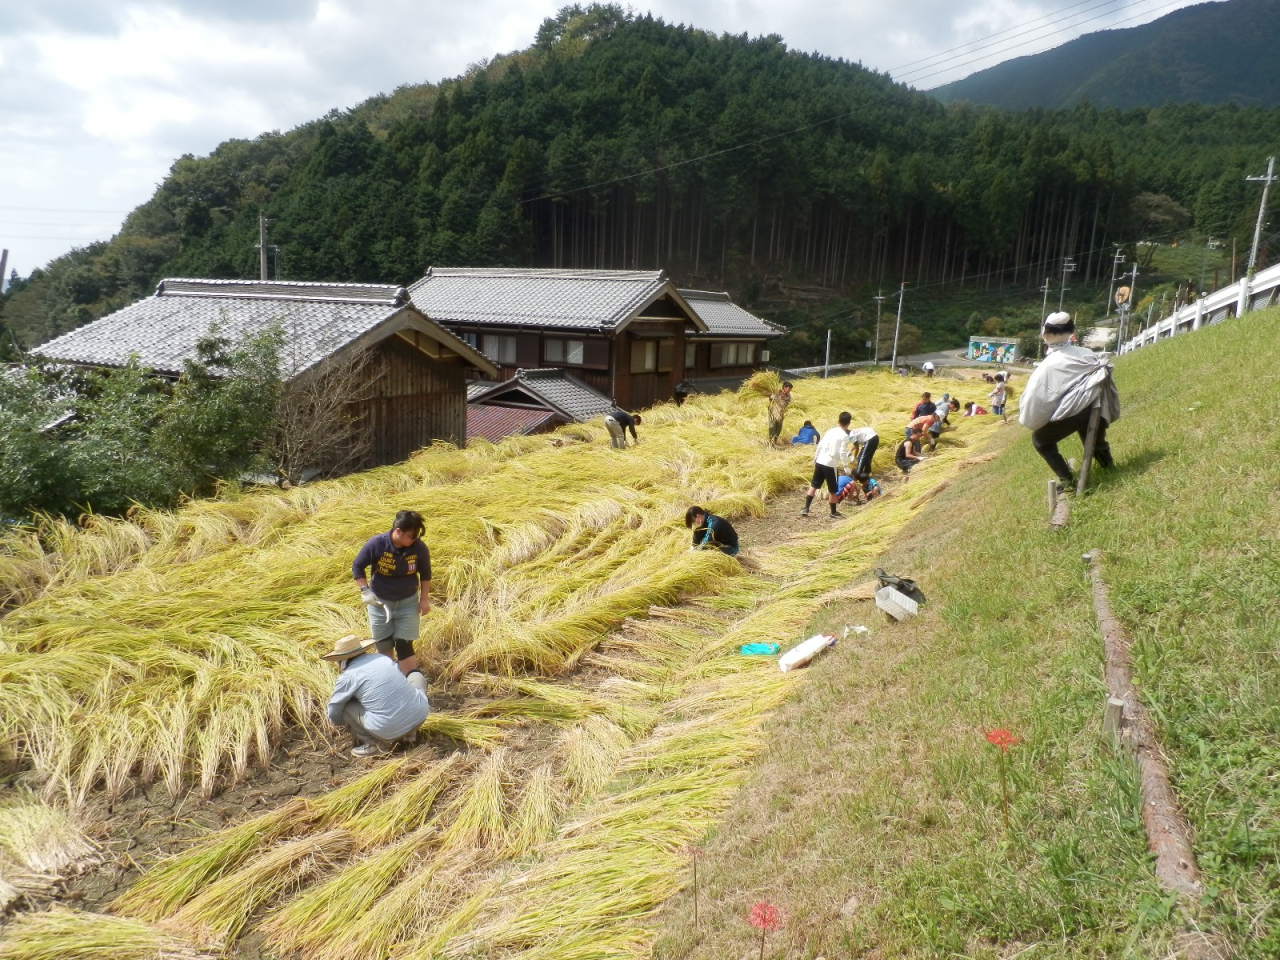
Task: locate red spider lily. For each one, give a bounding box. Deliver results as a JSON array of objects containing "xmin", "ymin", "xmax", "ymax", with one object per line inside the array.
[
  {"xmin": 985, "ymin": 728, "xmax": 1020, "ymax": 752},
  {"xmin": 748, "ymin": 901, "xmax": 782, "ymax": 933}
]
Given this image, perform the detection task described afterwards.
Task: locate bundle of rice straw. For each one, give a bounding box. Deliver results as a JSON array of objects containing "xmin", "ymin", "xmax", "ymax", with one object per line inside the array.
[{"xmin": 740, "ymin": 370, "xmax": 783, "ymax": 400}]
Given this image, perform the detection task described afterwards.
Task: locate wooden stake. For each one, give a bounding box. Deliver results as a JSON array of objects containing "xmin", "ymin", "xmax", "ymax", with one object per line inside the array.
[{"xmin": 1076, "ymin": 399, "xmax": 1103, "ymax": 496}]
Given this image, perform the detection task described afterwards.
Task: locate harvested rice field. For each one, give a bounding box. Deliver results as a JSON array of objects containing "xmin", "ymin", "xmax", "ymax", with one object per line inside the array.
[{"xmin": 0, "ymin": 368, "xmax": 1009, "ymax": 959}]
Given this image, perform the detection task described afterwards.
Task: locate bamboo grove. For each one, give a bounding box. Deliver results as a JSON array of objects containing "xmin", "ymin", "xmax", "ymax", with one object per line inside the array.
[
  {"xmin": 5, "ymin": 5, "xmax": 1280, "ymax": 352},
  {"xmin": 0, "ymin": 371, "xmax": 1005, "ymax": 958}
]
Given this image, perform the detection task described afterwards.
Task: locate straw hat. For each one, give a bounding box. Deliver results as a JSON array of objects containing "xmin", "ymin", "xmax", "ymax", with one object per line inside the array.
[{"xmin": 321, "ymin": 634, "xmax": 374, "ymax": 661}]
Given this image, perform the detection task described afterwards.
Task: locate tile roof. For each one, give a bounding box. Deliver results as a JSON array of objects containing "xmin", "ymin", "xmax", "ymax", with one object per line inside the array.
[
  {"xmin": 469, "ymin": 368, "xmax": 615, "ymax": 423},
  {"xmin": 32, "ymin": 278, "xmax": 494, "ymax": 379},
  {"xmin": 408, "ymin": 267, "xmax": 705, "ymax": 332},
  {"xmin": 466, "ymin": 404, "xmax": 560, "ymax": 443},
  {"xmin": 679, "ymin": 289, "xmax": 786, "ymax": 339}
]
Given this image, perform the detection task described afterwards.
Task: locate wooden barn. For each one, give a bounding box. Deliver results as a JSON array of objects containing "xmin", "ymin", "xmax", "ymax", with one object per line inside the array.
[
  {"xmin": 408, "ymin": 268, "xmax": 708, "ymax": 409},
  {"xmin": 32, "ymin": 279, "xmax": 497, "ymax": 471}
]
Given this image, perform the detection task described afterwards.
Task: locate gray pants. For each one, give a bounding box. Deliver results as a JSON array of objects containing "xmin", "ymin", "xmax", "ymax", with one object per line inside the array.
[
  {"xmin": 604, "ymin": 416, "xmax": 627, "ymax": 448},
  {"xmin": 339, "ymin": 673, "xmax": 430, "ymax": 746}
]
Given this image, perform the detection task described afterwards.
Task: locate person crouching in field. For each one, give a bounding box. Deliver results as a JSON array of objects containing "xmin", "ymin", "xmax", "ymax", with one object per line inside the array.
[
  {"xmin": 323, "ymin": 635, "xmax": 430, "ymax": 758},
  {"xmin": 895, "ymin": 431, "xmax": 924, "ymax": 480},
  {"xmin": 685, "ymin": 506, "xmax": 740, "ymax": 556}
]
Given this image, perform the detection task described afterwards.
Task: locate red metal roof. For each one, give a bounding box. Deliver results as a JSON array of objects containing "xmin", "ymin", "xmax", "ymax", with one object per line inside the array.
[{"xmin": 466, "ymin": 404, "xmax": 561, "ymax": 443}]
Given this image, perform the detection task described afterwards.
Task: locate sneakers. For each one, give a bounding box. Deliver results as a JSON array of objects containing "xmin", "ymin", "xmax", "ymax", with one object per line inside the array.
[
  {"xmin": 352, "ymin": 741, "xmax": 391, "ymax": 759},
  {"xmin": 827, "ymin": 511, "xmax": 843, "ymax": 520},
  {"xmin": 799, "ymin": 508, "xmax": 810, "ymax": 516}
]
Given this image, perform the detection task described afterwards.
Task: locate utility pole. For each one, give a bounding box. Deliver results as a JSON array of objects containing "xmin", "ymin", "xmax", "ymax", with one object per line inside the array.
[
  {"xmin": 824, "ymin": 329, "xmax": 832, "ymax": 379},
  {"xmin": 890, "ymin": 282, "xmax": 906, "ymax": 370},
  {"xmin": 1106, "ymin": 248, "xmax": 1125, "ymax": 318},
  {"xmin": 257, "ymin": 211, "xmax": 274, "ymax": 281},
  {"xmin": 1038, "ymin": 277, "xmax": 1051, "ymax": 359},
  {"xmin": 1238, "ymin": 155, "xmax": 1276, "ymax": 317},
  {"xmin": 1058, "ymin": 257, "xmax": 1076, "ymax": 312},
  {"xmin": 873, "ymin": 290, "xmax": 885, "ymax": 366},
  {"xmin": 1119, "ymin": 263, "xmax": 1138, "ymax": 347},
  {"xmin": 0, "ymin": 249, "xmax": 8, "ymax": 293}
]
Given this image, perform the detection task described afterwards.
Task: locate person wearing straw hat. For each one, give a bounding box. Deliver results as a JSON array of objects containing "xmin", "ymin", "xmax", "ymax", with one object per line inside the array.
[
  {"xmin": 323, "ymin": 635, "xmax": 430, "ymax": 758},
  {"xmin": 1019, "ymin": 311, "xmax": 1120, "ymax": 491}
]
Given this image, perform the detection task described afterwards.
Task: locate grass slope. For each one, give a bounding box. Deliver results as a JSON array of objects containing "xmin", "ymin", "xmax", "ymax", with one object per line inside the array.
[{"xmin": 654, "ymin": 308, "xmax": 1280, "ymax": 958}]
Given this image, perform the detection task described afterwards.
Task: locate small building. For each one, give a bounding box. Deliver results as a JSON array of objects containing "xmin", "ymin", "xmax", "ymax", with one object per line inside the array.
[
  {"xmin": 407, "ymin": 267, "xmax": 708, "ymax": 410},
  {"xmin": 466, "ymin": 368, "xmax": 615, "ymax": 444},
  {"xmin": 678, "ymin": 289, "xmax": 786, "ymax": 394},
  {"xmin": 32, "ymin": 278, "xmax": 497, "ymax": 470}
]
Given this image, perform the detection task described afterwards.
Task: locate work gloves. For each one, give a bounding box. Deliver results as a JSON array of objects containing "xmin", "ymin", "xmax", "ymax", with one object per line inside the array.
[{"xmin": 360, "ymin": 587, "xmax": 379, "ymax": 607}]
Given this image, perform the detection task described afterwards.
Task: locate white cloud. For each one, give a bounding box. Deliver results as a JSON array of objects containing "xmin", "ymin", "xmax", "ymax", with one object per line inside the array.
[{"xmin": 0, "ymin": 0, "xmax": 1206, "ymax": 281}]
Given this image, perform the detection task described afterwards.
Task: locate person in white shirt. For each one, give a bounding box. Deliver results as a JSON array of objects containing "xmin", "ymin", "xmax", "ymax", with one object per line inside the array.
[
  {"xmin": 922, "ymin": 361, "xmax": 935, "ymax": 377},
  {"xmin": 801, "ymin": 412, "xmax": 852, "ymax": 519}
]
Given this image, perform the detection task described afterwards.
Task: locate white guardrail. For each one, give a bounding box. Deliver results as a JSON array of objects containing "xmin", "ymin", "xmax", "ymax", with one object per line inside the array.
[{"xmin": 1119, "ymin": 260, "xmax": 1280, "ymax": 354}]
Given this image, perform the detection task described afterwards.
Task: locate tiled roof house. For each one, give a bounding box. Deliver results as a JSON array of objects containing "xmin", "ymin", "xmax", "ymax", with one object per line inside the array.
[
  {"xmin": 33, "ymin": 278, "xmax": 498, "ymax": 470},
  {"xmin": 679, "ymin": 289, "xmax": 786, "ymax": 394},
  {"xmin": 407, "ymin": 267, "xmax": 708, "ymax": 410},
  {"xmin": 466, "ymin": 367, "xmax": 615, "ymax": 443}
]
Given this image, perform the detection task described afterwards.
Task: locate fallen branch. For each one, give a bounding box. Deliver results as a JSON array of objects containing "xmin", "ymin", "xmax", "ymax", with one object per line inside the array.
[{"xmin": 1085, "ymin": 549, "xmax": 1201, "ymax": 900}]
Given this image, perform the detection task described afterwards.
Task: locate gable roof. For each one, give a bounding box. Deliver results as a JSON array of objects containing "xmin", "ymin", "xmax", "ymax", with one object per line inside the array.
[
  {"xmin": 466, "ymin": 404, "xmax": 561, "ymax": 444},
  {"xmin": 679, "ymin": 289, "xmax": 786, "ymax": 339},
  {"xmin": 33, "ymin": 278, "xmax": 498, "ymax": 379},
  {"xmin": 468, "ymin": 368, "xmax": 615, "ymax": 423},
  {"xmin": 407, "ymin": 267, "xmax": 707, "ymax": 334}
]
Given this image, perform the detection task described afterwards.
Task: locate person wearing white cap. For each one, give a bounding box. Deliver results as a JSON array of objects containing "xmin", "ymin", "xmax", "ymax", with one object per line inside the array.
[
  {"xmin": 1018, "ymin": 312, "xmax": 1120, "ymax": 489},
  {"xmin": 323, "ymin": 635, "xmax": 430, "ymax": 758}
]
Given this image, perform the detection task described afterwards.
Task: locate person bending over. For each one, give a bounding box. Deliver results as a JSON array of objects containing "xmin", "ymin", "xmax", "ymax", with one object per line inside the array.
[
  {"xmin": 685, "ymin": 506, "xmax": 740, "ymax": 556},
  {"xmin": 604, "ymin": 408, "xmax": 642, "ymax": 448},
  {"xmin": 323, "ymin": 635, "xmax": 430, "ymax": 758}
]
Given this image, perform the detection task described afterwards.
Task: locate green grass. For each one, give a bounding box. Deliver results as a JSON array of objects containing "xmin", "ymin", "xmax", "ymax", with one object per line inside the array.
[{"xmin": 654, "ymin": 307, "xmax": 1280, "ymax": 958}]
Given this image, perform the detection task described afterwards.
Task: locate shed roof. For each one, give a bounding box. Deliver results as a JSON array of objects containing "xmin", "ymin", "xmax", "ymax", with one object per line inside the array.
[
  {"xmin": 32, "ymin": 278, "xmax": 497, "ymax": 379},
  {"xmin": 466, "ymin": 404, "xmax": 560, "ymax": 444},
  {"xmin": 679, "ymin": 289, "xmax": 786, "ymax": 339},
  {"xmin": 468, "ymin": 367, "xmax": 615, "ymax": 423},
  {"xmin": 407, "ymin": 267, "xmax": 706, "ymax": 333}
]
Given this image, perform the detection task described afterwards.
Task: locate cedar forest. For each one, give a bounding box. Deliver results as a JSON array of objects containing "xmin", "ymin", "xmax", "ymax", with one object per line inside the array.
[{"xmin": 2, "ymin": 3, "xmax": 1277, "ymax": 365}]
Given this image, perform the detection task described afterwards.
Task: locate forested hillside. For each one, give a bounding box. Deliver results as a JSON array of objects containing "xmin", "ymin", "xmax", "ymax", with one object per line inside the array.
[
  {"xmin": 932, "ymin": 0, "xmax": 1280, "ymax": 111},
  {"xmin": 3, "ymin": 3, "xmax": 1278, "ymax": 362}
]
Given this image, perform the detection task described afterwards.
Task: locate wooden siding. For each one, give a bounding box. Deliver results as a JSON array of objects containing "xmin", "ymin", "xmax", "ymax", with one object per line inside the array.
[{"xmin": 355, "ymin": 337, "xmax": 467, "ymax": 468}]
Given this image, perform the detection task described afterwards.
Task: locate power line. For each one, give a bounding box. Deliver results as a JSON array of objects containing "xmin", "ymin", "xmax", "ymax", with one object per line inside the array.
[
  {"xmin": 0, "ymin": 204, "xmax": 130, "ymax": 213},
  {"xmin": 898, "ymin": 0, "xmax": 1188, "ymax": 86}
]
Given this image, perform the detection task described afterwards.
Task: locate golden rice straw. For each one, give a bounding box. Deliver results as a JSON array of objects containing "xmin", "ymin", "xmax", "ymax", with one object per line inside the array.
[{"xmin": 0, "ymin": 908, "xmax": 214, "ymax": 960}]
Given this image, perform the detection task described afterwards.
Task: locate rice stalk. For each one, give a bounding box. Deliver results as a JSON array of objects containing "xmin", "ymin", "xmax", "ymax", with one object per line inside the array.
[
  {"xmin": 0, "ymin": 798, "xmax": 99, "ymax": 877},
  {"xmin": 505, "ymin": 764, "xmax": 563, "ymax": 858},
  {"xmin": 347, "ymin": 752, "xmax": 466, "ymax": 846},
  {"xmin": 111, "ymin": 798, "xmax": 310, "ymax": 920},
  {"xmin": 438, "ymin": 748, "xmax": 512, "ymax": 853},
  {"xmin": 165, "ymin": 829, "xmax": 355, "ymax": 945},
  {"xmin": 259, "ymin": 823, "xmax": 436, "ymax": 958},
  {"xmin": 0, "ymin": 908, "xmax": 213, "ymax": 960}
]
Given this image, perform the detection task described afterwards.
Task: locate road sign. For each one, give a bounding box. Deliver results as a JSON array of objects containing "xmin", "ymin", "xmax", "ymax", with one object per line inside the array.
[{"xmin": 1115, "ymin": 285, "xmax": 1131, "ymax": 305}]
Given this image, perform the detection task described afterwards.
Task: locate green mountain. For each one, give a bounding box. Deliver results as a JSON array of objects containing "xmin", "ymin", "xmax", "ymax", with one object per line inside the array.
[
  {"xmin": 931, "ymin": 0, "xmax": 1280, "ymax": 110},
  {"xmin": 4, "ymin": 3, "xmax": 1279, "ymax": 366}
]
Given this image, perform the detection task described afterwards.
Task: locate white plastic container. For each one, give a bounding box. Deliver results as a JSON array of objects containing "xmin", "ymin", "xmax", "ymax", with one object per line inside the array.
[
  {"xmin": 779, "ymin": 633, "xmax": 836, "ymax": 673},
  {"xmin": 875, "ymin": 586, "xmax": 919, "ymax": 620}
]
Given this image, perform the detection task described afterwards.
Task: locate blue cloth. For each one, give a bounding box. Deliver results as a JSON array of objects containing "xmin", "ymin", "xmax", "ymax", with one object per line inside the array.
[
  {"xmin": 692, "ymin": 514, "xmax": 739, "ymax": 553},
  {"xmin": 327, "ymin": 652, "xmax": 430, "ymax": 739},
  {"xmin": 791, "ymin": 425, "xmax": 819, "ymax": 445},
  {"xmin": 836, "ymin": 475, "xmax": 855, "ymax": 495},
  {"xmin": 353, "ymin": 530, "xmax": 431, "ymax": 601}
]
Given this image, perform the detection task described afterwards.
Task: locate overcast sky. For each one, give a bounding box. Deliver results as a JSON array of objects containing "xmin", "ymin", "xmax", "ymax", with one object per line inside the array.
[{"xmin": 0, "ymin": 0, "xmax": 1208, "ymax": 280}]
